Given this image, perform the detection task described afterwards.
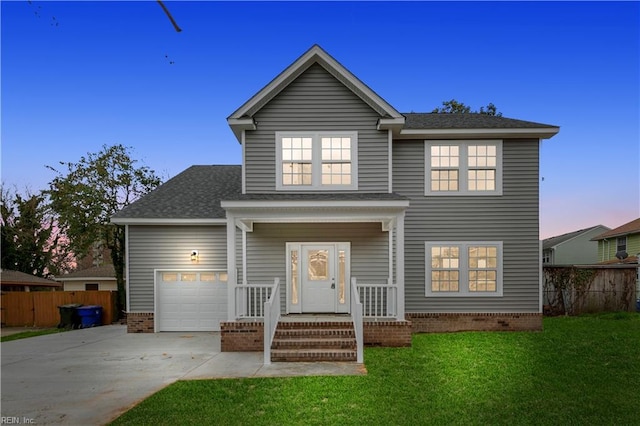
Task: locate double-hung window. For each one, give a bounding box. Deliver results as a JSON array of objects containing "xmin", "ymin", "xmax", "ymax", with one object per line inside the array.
[
  {"xmin": 276, "ymin": 132, "xmax": 358, "ymax": 190},
  {"xmin": 426, "ymin": 241, "xmax": 503, "ymax": 297},
  {"xmin": 425, "ymin": 140, "xmax": 502, "ymax": 195},
  {"xmin": 616, "ymin": 237, "xmax": 627, "ymax": 253}
]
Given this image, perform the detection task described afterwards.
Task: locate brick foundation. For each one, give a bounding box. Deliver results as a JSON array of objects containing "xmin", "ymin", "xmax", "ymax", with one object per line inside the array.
[
  {"xmin": 127, "ymin": 312, "xmax": 154, "ymax": 333},
  {"xmin": 406, "ymin": 313, "xmax": 543, "ymax": 333},
  {"xmin": 220, "ymin": 321, "xmax": 264, "ymax": 352},
  {"xmin": 363, "ymin": 320, "xmax": 412, "ymax": 347}
]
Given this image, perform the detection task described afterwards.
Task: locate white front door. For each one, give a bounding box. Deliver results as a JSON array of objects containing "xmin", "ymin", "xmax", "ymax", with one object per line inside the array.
[{"xmin": 287, "ymin": 242, "xmax": 350, "ymax": 314}]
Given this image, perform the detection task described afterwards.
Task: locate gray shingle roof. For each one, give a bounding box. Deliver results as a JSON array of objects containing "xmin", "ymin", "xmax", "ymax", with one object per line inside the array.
[
  {"xmin": 542, "ymin": 226, "xmax": 605, "ymax": 250},
  {"xmin": 403, "ymin": 113, "xmax": 557, "ymax": 129},
  {"xmin": 112, "ymin": 165, "xmax": 241, "ymax": 220},
  {"xmin": 55, "ymin": 264, "xmax": 116, "ymax": 280}
]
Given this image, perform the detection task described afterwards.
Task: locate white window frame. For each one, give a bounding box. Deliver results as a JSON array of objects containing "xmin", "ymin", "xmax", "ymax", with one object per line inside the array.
[
  {"xmin": 425, "ymin": 241, "xmax": 503, "ymax": 297},
  {"xmin": 425, "ymin": 140, "xmax": 502, "ymax": 196},
  {"xmin": 276, "ymin": 131, "xmax": 358, "ymax": 191}
]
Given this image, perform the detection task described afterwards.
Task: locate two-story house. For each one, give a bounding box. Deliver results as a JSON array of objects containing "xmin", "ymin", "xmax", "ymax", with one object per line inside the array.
[
  {"xmin": 112, "ymin": 45, "xmax": 559, "ymax": 362},
  {"xmin": 591, "ymin": 217, "xmax": 640, "ymax": 263}
]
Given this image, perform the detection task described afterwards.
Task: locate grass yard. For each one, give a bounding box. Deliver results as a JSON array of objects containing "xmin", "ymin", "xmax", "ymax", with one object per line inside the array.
[
  {"xmin": 111, "ymin": 313, "xmax": 640, "ymax": 425},
  {"xmin": 0, "ymin": 327, "xmax": 68, "ymax": 342}
]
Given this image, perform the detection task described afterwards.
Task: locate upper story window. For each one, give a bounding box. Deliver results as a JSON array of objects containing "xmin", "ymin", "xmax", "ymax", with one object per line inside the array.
[
  {"xmin": 276, "ymin": 132, "xmax": 358, "ymax": 191},
  {"xmin": 426, "ymin": 241, "xmax": 503, "ymax": 297},
  {"xmin": 425, "ymin": 140, "xmax": 502, "ymax": 196}
]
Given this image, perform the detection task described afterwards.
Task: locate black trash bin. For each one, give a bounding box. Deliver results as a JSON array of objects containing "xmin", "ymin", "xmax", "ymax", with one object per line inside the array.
[{"xmin": 58, "ymin": 303, "xmax": 83, "ymax": 329}]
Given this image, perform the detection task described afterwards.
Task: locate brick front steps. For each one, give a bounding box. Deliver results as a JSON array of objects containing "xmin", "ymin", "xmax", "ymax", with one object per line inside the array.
[{"xmin": 270, "ymin": 321, "xmax": 357, "ymax": 362}]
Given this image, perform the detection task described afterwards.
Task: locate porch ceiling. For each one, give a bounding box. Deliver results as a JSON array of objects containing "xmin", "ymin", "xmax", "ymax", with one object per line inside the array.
[{"xmin": 221, "ymin": 198, "xmax": 409, "ymax": 232}]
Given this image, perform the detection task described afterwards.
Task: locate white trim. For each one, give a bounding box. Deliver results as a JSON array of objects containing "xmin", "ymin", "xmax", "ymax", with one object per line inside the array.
[
  {"xmin": 125, "ymin": 224, "xmax": 130, "ymax": 312},
  {"xmin": 275, "ymin": 131, "xmax": 358, "ymax": 191},
  {"xmin": 227, "ymin": 118, "xmax": 256, "ymax": 143},
  {"xmin": 242, "ymin": 229, "xmax": 247, "ymax": 285},
  {"xmin": 425, "ymin": 241, "xmax": 504, "ymax": 298},
  {"xmin": 226, "ymin": 212, "xmax": 237, "ymax": 321},
  {"xmin": 111, "ymin": 218, "xmax": 227, "ymax": 225},
  {"xmin": 241, "ymin": 130, "xmax": 247, "ymax": 194},
  {"xmin": 539, "ymin": 240, "xmax": 543, "ymax": 313},
  {"xmin": 388, "ymin": 227, "xmax": 393, "ymax": 285},
  {"xmin": 395, "ymin": 213, "xmax": 405, "ymax": 319},
  {"xmin": 228, "ymin": 46, "xmax": 403, "ymax": 133},
  {"xmin": 398, "ymin": 127, "xmax": 559, "ymax": 140},
  {"xmin": 55, "ymin": 277, "xmax": 117, "ymax": 282},
  {"xmin": 286, "ymin": 242, "xmax": 351, "ymax": 314},
  {"xmin": 221, "ymin": 199, "xmax": 409, "ymax": 209},
  {"xmin": 425, "ymin": 140, "xmax": 503, "ymax": 196},
  {"xmin": 377, "ymin": 117, "xmax": 406, "ymax": 131},
  {"xmin": 387, "ymin": 129, "xmax": 393, "ymax": 193}
]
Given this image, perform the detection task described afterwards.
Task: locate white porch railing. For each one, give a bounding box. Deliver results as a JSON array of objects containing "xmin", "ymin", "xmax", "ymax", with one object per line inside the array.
[
  {"xmin": 356, "ymin": 282, "xmax": 398, "ymax": 318},
  {"xmin": 350, "ymin": 278, "xmax": 364, "ymax": 363},
  {"xmin": 235, "ymin": 283, "xmax": 274, "ymax": 319},
  {"xmin": 263, "ymin": 278, "xmax": 281, "ymax": 365}
]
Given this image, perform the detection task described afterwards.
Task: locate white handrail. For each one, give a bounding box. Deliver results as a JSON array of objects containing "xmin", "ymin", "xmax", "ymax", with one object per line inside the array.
[
  {"xmin": 350, "ymin": 277, "xmax": 364, "ymax": 363},
  {"xmin": 235, "ymin": 283, "xmax": 274, "ymax": 319},
  {"xmin": 356, "ymin": 282, "xmax": 397, "ymax": 318},
  {"xmin": 263, "ymin": 278, "xmax": 281, "ymax": 365}
]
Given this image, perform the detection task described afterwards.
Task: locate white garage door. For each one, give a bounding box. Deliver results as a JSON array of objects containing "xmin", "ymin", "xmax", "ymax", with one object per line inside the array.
[{"xmin": 157, "ymin": 271, "xmax": 227, "ymax": 332}]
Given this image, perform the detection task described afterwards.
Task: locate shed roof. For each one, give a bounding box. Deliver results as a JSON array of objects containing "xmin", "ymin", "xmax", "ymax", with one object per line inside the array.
[{"xmin": 0, "ymin": 270, "xmax": 61, "ymax": 287}]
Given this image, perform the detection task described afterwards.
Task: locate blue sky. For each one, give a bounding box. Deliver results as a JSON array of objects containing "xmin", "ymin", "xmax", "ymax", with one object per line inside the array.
[{"xmin": 2, "ymin": 1, "xmax": 638, "ymax": 239}]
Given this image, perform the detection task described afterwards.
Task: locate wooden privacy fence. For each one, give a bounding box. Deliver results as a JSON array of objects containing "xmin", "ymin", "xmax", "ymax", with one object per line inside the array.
[
  {"xmin": 1, "ymin": 291, "xmax": 117, "ymax": 327},
  {"xmin": 543, "ymin": 265, "xmax": 638, "ymax": 315}
]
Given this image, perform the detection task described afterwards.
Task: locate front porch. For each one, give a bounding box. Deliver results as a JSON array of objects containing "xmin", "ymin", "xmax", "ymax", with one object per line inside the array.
[
  {"xmin": 221, "ymin": 277, "xmax": 412, "ymax": 364},
  {"xmin": 220, "ymin": 198, "xmax": 411, "ymax": 363}
]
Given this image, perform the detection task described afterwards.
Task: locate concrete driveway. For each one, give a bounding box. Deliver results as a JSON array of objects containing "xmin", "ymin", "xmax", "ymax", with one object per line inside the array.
[{"xmin": 1, "ymin": 325, "xmax": 365, "ymax": 425}]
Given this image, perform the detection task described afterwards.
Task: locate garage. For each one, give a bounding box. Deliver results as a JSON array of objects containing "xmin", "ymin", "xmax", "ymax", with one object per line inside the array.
[{"xmin": 156, "ymin": 270, "xmax": 228, "ymax": 332}]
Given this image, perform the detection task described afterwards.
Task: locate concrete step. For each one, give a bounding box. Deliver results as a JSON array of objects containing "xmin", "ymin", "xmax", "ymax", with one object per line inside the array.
[
  {"xmin": 276, "ymin": 321, "xmax": 354, "ymax": 329},
  {"xmin": 271, "ymin": 348, "xmax": 357, "ymax": 362}
]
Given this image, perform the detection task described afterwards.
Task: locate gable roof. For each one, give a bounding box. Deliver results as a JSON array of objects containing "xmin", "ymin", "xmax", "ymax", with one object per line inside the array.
[
  {"xmin": 55, "ymin": 264, "xmax": 116, "ymax": 281},
  {"xmin": 111, "ymin": 165, "xmax": 241, "ymax": 224},
  {"xmin": 227, "ymin": 44, "xmax": 405, "ymax": 141},
  {"xmin": 543, "ymin": 225, "xmax": 609, "ymax": 250},
  {"xmin": 591, "ymin": 217, "xmax": 640, "ymax": 241},
  {"xmin": 0, "ymin": 269, "xmax": 61, "ymax": 287}
]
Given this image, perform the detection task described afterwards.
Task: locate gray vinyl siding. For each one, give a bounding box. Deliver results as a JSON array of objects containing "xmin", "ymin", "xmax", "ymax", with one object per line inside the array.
[
  {"xmin": 128, "ymin": 225, "xmax": 227, "ymax": 311},
  {"xmin": 393, "ymin": 139, "xmax": 541, "ymax": 313},
  {"xmin": 243, "ymin": 222, "xmax": 388, "ymax": 310},
  {"xmin": 245, "ymin": 63, "xmax": 388, "ymax": 193}
]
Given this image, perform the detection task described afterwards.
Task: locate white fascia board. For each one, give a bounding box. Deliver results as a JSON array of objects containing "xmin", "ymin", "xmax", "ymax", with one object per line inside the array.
[
  {"xmin": 110, "ymin": 218, "xmax": 227, "ymax": 225},
  {"xmin": 397, "ymin": 127, "xmax": 560, "ymax": 140},
  {"xmin": 227, "ymin": 118, "xmax": 256, "ymax": 143},
  {"xmin": 55, "ymin": 277, "xmax": 117, "ymax": 282},
  {"xmin": 221, "ymin": 199, "xmax": 410, "ymax": 210},
  {"xmin": 377, "ymin": 117, "xmax": 406, "ymax": 131}
]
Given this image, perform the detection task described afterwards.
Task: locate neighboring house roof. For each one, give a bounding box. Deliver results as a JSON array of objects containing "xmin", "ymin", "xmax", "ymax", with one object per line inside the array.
[
  {"xmin": 111, "ymin": 165, "xmax": 241, "ymax": 223},
  {"xmin": 54, "ymin": 264, "xmax": 117, "ymax": 282},
  {"xmin": 0, "ymin": 269, "xmax": 61, "ymax": 287},
  {"xmin": 543, "ymin": 225, "xmax": 610, "ymax": 251},
  {"xmin": 228, "ymin": 45, "xmax": 405, "ymax": 141},
  {"xmin": 591, "ymin": 217, "xmax": 640, "ymax": 241}
]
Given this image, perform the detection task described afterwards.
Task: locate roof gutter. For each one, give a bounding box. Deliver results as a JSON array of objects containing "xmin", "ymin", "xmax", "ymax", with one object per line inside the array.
[{"xmin": 396, "ymin": 127, "xmax": 560, "ymax": 140}]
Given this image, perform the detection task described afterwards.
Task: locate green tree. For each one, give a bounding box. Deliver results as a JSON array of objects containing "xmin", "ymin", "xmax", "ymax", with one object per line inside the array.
[
  {"xmin": 0, "ymin": 186, "xmax": 71, "ymax": 277},
  {"xmin": 432, "ymin": 99, "xmax": 503, "ymax": 116},
  {"xmin": 46, "ymin": 144, "xmax": 162, "ymax": 315}
]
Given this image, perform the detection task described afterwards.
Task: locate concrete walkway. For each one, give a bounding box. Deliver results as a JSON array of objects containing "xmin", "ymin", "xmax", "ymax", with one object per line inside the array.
[{"xmin": 0, "ymin": 325, "xmax": 366, "ymax": 425}]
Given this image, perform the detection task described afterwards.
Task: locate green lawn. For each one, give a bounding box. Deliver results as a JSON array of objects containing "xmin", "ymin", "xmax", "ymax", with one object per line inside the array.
[
  {"xmin": 111, "ymin": 313, "xmax": 640, "ymax": 426},
  {"xmin": 0, "ymin": 327, "xmax": 68, "ymax": 342}
]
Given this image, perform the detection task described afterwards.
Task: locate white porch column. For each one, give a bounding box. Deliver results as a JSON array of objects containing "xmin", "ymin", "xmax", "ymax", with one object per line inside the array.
[
  {"xmin": 226, "ymin": 213, "xmax": 237, "ymax": 321},
  {"xmin": 395, "ymin": 212, "xmax": 405, "ymax": 320}
]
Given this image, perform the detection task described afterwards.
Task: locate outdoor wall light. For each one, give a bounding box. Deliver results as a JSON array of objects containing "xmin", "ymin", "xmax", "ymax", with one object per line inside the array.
[{"xmin": 190, "ymin": 250, "xmax": 199, "ymax": 262}]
